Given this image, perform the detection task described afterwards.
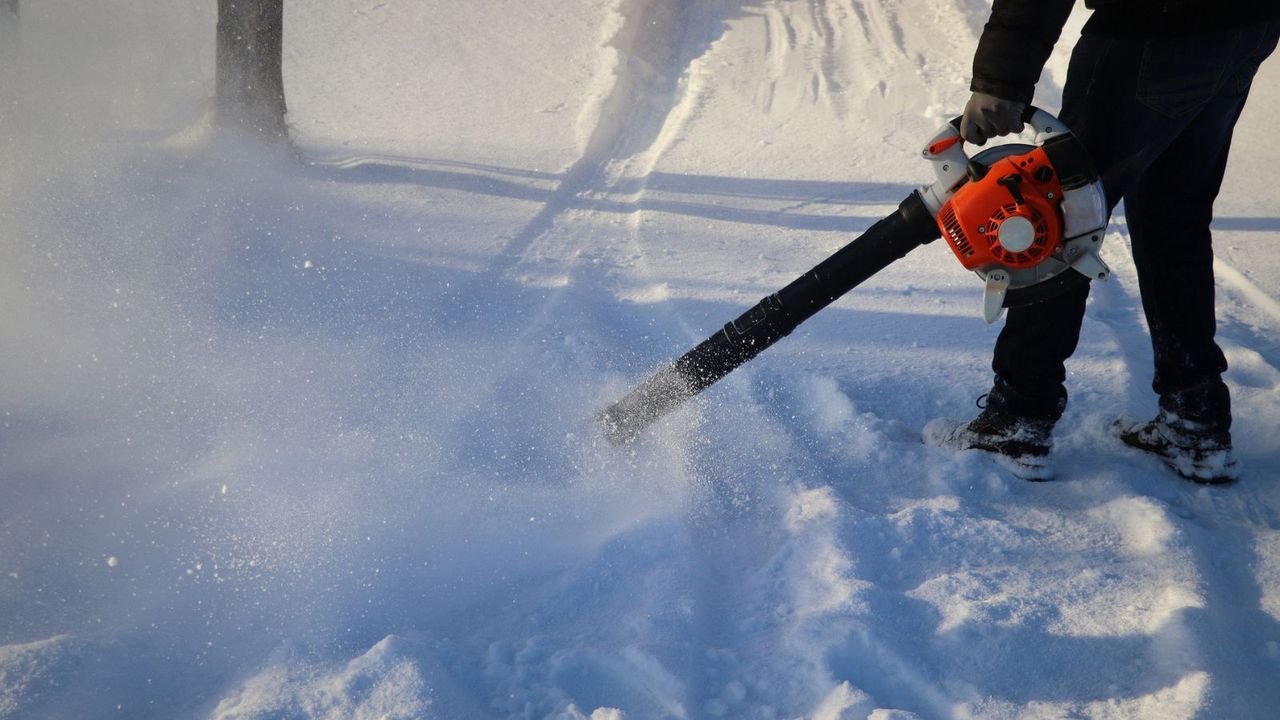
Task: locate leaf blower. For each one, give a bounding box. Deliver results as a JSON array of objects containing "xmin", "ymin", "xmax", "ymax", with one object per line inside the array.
[{"xmin": 602, "ymin": 108, "xmax": 1110, "ymax": 444}]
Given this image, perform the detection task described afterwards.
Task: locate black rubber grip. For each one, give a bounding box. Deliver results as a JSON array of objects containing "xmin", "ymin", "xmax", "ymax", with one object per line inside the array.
[{"xmin": 948, "ymin": 104, "xmax": 1042, "ymax": 133}]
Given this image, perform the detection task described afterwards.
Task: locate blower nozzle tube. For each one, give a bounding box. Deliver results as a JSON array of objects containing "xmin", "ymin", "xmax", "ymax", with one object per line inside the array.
[{"xmin": 602, "ymin": 191, "xmax": 940, "ymax": 444}]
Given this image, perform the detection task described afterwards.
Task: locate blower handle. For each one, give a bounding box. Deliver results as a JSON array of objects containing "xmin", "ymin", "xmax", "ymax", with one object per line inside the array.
[
  {"xmin": 944, "ymin": 105, "xmax": 1064, "ymax": 137},
  {"xmin": 918, "ymin": 106, "xmax": 1069, "ymax": 215}
]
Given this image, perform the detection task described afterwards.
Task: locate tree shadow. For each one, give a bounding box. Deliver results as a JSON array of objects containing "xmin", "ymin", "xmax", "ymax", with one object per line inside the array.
[
  {"xmin": 1211, "ymin": 217, "xmax": 1280, "ymax": 232},
  {"xmin": 302, "ymin": 155, "xmax": 916, "ymax": 235}
]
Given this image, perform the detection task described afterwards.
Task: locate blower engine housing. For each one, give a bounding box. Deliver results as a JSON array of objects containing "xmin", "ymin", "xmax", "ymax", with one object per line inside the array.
[{"xmin": 917, "ymin": 111, "xmax": 1111, "ymax": 322}]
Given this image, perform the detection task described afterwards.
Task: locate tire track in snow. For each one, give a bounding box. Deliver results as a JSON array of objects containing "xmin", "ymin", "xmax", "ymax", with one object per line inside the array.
[
  {"xmin": 427, "ymin": 1, "xmax": 739, "ymax": 468},
  {"xmin": 806, "ymin": 0, "xmax": 843, "ymax": 106},
  {"xmin": 487, "ymin": 0, "xmax": 735, "ymax": 280},
  {"xmin": 451, "ymin": 0, "xmax": 739, "ymax": 393}
]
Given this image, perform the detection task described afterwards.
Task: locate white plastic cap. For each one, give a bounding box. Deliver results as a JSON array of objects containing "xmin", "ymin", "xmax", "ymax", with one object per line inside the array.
[{"xmin": 997, "ymin": 216, "xmax": 1035, "ymax": 253}]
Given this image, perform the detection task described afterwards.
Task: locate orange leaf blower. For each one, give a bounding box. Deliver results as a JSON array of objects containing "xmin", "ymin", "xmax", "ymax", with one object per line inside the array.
[{"xmin": 602, "ymin": 108, "xmax": 1110, "ymax": 444}]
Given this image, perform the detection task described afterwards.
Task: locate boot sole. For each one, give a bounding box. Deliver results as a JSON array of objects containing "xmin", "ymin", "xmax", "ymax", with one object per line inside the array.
[
  {"xmin": 1111, "ymin": 418, "xmax": 1238, "ymax": 485},
  {"xmin": 993, "ymin": 452, "xmax": 1054, "ymax": 482},
  {"xmin": 923, "ymin": 418, "xmax": 1054, "ymax": 481}
]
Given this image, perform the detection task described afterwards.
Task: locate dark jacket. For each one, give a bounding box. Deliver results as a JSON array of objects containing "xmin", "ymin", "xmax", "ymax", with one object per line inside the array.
[{"xmin": 971, "ymin": 0, "xmax": 1280, "ymax": 103}]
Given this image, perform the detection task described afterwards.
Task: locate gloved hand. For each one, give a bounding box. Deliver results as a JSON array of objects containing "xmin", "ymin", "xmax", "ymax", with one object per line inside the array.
[{"xmin": 960, "ymin": 92, "xmax": 1026, "ymax": 146}]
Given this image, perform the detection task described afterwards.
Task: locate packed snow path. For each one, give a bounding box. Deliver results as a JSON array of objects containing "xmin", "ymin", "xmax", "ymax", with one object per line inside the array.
[{"xmin": 2, "ymin": 1, "xmax": 1280, "ymax": 719}]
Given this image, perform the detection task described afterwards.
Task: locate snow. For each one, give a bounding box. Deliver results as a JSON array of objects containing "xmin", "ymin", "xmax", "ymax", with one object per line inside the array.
[{"xmin": 2, "ymin": 1, "xmax": 1279, "ymax": 718}]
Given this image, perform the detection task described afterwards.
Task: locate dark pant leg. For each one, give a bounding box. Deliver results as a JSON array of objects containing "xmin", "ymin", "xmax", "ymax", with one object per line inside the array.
[
  {"xmin": 1123, "ymin": 21, "xmax": 1280, "ymax": 430},
  {"xmin": 1123, "ymin": 121, "xmax": 1237, "ymax": 430},
  {"xmin": 988, "ymin": 279, "xmax": 1089, "ymax": 420}
]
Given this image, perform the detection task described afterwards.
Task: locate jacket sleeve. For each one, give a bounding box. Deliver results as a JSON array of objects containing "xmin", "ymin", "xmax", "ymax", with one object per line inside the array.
[{"xmin": 971, "ymin": 0, "xmax": 1076, "ymax": 104}]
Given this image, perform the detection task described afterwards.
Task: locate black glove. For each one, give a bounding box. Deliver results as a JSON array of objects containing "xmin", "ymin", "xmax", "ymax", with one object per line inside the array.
[{"xmin": 960, "ymin": 92, "xmax": 1026, "ymax": 146}]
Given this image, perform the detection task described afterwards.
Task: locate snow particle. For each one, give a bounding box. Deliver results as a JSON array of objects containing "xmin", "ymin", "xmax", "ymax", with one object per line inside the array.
[
  {"xmin": 106, "ymin": 556, "xmax": 119, "ymax": 568},
  {"xmin": 722, "ymin": 680, "xmax": 747, "ymax": 703}
]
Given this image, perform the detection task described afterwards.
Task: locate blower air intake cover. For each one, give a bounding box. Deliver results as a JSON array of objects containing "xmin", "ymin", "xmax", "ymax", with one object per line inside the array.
[{"xmin": 938, "ymin": 146, "xmax": 1065, "ymax": 273}]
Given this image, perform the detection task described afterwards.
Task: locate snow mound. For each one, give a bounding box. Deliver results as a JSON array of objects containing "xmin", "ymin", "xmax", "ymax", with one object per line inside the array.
[
  {"xmin": 0, "ymin": 636, "xmax": 78, "ymax": 719},
  {"xmin": 211, "ymin": 636, "xmax": 476, "ymax": 720}
]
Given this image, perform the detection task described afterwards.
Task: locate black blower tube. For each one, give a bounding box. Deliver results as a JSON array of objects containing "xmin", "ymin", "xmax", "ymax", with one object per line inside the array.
[{"xmin": 602, "ymin": 191, "xmax": 942, "ymax": 444}]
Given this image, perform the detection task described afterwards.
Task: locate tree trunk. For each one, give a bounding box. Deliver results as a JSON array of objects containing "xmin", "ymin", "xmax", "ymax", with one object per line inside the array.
[
  {"xmin": 1, "ymin": 0, "xmax": 18, "ymax": 130},
  {"xmin": 1, "ymin": 1, "xmax": 17, "ymax": 50},
  {"xmin": 215, "ymin": 0, "xmax": 287, "ymax": 140}
]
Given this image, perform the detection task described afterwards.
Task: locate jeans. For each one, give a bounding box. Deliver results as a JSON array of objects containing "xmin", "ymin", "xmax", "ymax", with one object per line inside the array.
[{"xmin": 988, "ymin": 18, "xmax": 1280, "ymax": 431}]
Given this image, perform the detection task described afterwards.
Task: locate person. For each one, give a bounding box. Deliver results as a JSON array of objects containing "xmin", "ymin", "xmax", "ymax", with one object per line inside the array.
[{"xmin": 923, "ymin": 0, "xmax": 1280, "ymax": 483}]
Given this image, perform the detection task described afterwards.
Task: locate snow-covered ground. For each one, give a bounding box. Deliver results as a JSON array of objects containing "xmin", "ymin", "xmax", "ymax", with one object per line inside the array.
[{"xmin": 3, "ymin": 1, "xmax": 1279, "ymax": 718}]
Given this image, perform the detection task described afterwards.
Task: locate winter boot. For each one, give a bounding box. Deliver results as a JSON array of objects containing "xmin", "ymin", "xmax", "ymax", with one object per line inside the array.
[
  {"xmin": 924, "ymin": 404, "xmax": 1055, "ymax": 480},
  {"xmin": 1112, "ymin": 410, "xmax": 1238, "ymax": 484}
]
